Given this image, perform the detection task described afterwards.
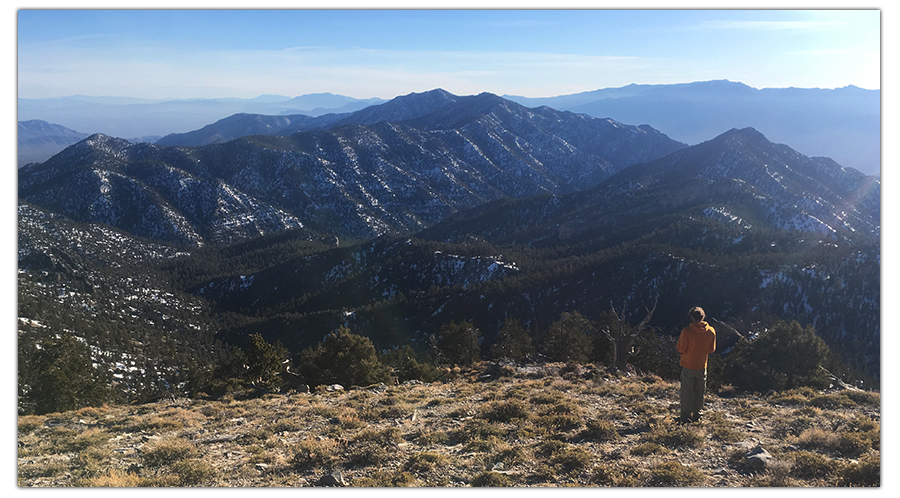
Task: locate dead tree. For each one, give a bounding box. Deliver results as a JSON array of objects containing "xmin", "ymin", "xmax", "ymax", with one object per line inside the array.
[
  {"xmin": 600, "ymin": 298, "xmax": 657, "ymax": 372},
  {"xmin": 278, "ymin": 360, "xmax": 309, "ymax": 394}
]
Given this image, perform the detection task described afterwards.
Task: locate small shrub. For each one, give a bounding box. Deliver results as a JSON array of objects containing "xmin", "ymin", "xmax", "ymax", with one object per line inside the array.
[
  {"xmin": 493, "ymin": 446, "xmax": 528, "ymax": 466},
  {"xmin": 271, "ymin": 419, "xmax": 304, "ymax": 433},
  {"xmin": 353, "ymin": 426, "xmax": 402, "ymax": 445},
  {"xmin": 838, "ymin": 453, "xmax": 880, "ymax": 487},
  {"xmin": 534, "ymin": 398, "xmax": 582, "ymax": 428},
  {"xmin": 290, "ymin": 438, "xmax": 337, "ymax": 469},
  {"xmin": 463, "ymin": 436, "xmax": 503, "ymax": 453},
  {"xmin": 788, "ymin": 451, "xmax": 839, "ymax": 480},
  {"xmin": 42, "ymin": 427, "xmax": 82, "ymax": 454},
  {"xmin": 644, "ymin": 423, "xmax": 705, "ymax": 448},
  {"xmin": 143, "ymin": 438, "xmax": 199, "ymax": 467},
  {"xmin": 590, "ymin": 463, "xmax": 626, "ymax": 486},
  {"xmin": 141, "ymin": 473, "xmax": 182, "ymax": 487},
  {"xmin": 405, "ymin": 452, "xmax": 450, "ymax": 473},
  {"xmin": 352, "ymin": 470, "xmax": 418, "ymax": 487},
  {"xmin": 842, "ymin": 390, "xmax": 879, "ymax": 407},
  {"xmin": 347, "ymin": 441, "xmax": 392, "ymax": 466},
  {"xmin": 765, "ymin": 459, "xmax": 796, "ymax": 487},
  {"xmin": 75, "ymin": 470, "xmax": 144, "ymax": 487},
  {"xmin": 130, "ymin": 414, "xmax": 184, "ymax": 432},
  {"xmin": 18, "ymin": 415, "xmax": 45, "ymax": 434},
  {"xmin": 334, "ymin": 413, "xmax": 366, "ymax": 430},
  {"xmin": 550, "ymin": 446, "xmax": 593, "ymax": 474},
  {"xmin": 535, "ymin": 439, "xmax": 568, "ymax": 457},
  {"xmin": 18, "ymin": 460, "xmax": 69, "ymax": 480},
  {"xmin": 797, "ymin": 427, "xmax": 838, "ymax": 452},
  {"xmin": 580, "ymin": 419, "xmax": 620, "ymax": 442},
  {"xmin": 835, "ymin": 432, "xmax": 873, "ymax": 457},
  {"xmin": 848, "ymin": 415, "xmax": 879, "ymax": 433},
  {"xmin": 415, "ymin": 430, "xmax": 451, "ymax": 446},
  {"xmin": 472, "ymin": 471, "xmax": 513, "ymax": 487},
  {"xmin": 630, "ymin": 442, "xmax": 669, "ymax": 456},
  {"xmin": 170, "ymin": 458, "xmax": 216, "ymax": 485},
  {"xmin": 458, "ymin": 419, "xmax": 506, "ymax": 442},
  {"xmin": 809, "ymin": 393, "xmax": 856, "ymax": 409},
  {"xmin": 480, "ymin": 399, "xmax": 530, "ymax": 423},
  {"xmin": 73, "ymin": 445, "xmax": 113, "ymax": 474},
  {"xmin": 646, "ymin": 460, "xmax": 705, "ymax": 486},
  {"xmin": 770, "ymin": 387, "xmax": 818, "ymax": 405}
]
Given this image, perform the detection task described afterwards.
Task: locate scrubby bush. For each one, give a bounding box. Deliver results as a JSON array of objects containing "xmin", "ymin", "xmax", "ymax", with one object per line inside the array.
[
  {"xmin": 480, "ymin": 399, "xmax": 530, "ymax": 423},
  {"xmin": 580, "ymin": 418, "xmax": 620, "ymax": 442},
  {"xmin": 540, "ymin": 311, "xmax": 593, "ymax": 363},
  {"xmin": 170, "ymin": 458, "xmax": 216, "ymax": 485},
  {"xmin": 291, "ymin": 438, "xmax": 338, "ymax": 469},
  {"xmin": 550, "ymin": 446, "xmax": 594, "ymax": 474},
  {"xmin": 142, "ymin": 439, "xmax": 200, "ymax": 467},
  {"xmin": 298, "ymin": 327, "xmax": 392, "ymax": 387},
  {"xmin": 404, "ymin": 452, "xmax": 450, "ymax": 473},
  {"xmin": 788, "ymin": 451, "xmax": 839, "ymax": 480},
  {"xmin": 838, "ymin": 453, "xmax": 880, "ymax": 487},
  {"xmin": 725, "ymin": 320, "xmax": 831, "ymax": 392},
  {"xmin": 430, "ymin": 321, "xmax": 482, "ymax": 366},
  {"xmin": 646, "ymin": 460, "xmax": 705, "ymax": 486},
  {"xmin": 471, "ymin": 471, "xmax": 514, "ymax": 486},
  {"xmin": 489, "ymin": 319, "xmax": 534, "ymax": 360},
  {"xmin": 380, "ymin": 345, "xmax": 446, "ymax": 383}
]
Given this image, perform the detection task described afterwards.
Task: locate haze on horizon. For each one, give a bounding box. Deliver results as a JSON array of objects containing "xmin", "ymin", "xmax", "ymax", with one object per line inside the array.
[{"xmin": 17, "ymin": 8, "xmax": 880, "ymax": 101}]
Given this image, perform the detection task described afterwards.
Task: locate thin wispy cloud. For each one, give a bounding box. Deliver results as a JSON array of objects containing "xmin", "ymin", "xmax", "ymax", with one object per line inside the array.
[{"xmin": 700, "ymin": 20, "xmax": 850, "ymax": 32}]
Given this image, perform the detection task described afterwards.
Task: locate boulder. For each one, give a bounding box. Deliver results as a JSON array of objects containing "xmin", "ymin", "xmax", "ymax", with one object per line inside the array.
[
  {"xmin": 745, "ymin": 445, "xmax": 773, "ymax": 471},
  {"xmin": 317, "ymin": 470, "xmax": 347, "ymax": 487}
]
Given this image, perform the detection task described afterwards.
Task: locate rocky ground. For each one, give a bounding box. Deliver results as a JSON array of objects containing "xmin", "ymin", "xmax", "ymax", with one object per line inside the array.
[{"xmin": 17, "ymin": 362, "xmax": 880, "ymax": 487}]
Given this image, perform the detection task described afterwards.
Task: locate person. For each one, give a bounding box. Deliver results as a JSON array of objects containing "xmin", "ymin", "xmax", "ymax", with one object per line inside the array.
[{"xmin": 676, "ymin": 306, "xmax": 716, "ymax": 423}]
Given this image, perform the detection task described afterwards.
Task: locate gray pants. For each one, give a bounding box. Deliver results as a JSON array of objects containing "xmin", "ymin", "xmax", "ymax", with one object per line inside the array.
[{"xmin": 680, "ymin": 367, "xmax": 707, "ymax": 422}]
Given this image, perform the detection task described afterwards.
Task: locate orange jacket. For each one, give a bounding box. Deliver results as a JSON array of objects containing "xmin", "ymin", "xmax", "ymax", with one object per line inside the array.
[{"xmin": 677, "ymin": 321, "xmax": 716, "ymax": 370}]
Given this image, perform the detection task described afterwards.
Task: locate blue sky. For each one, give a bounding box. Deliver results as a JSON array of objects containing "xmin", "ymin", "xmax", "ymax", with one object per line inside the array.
[{"xmin": 16, "ymin": 6, "xmax": 881, "ymax": 100}]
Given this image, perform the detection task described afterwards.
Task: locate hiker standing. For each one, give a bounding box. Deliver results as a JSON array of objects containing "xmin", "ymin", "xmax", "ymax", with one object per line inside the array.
[{"xmin": 676, "ymin": 307, "xmax": 716, "ymax": 423}]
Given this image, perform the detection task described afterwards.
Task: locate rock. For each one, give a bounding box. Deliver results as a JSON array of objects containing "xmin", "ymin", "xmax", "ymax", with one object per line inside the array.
[
  {"xmin": 317, "ymin": 470, "xmax": 347, "ymax": 487},
  {"xmin": 745, "ymin": 445, "xmax": 773, "ymax": 471}
]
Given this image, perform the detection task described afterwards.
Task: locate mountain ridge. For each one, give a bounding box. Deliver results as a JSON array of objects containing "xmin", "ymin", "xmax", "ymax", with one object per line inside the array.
[
  {"xmin": 143, "ymin": 125, "xmax": 880, "ymax": 382},
  {"xmin": 19, "ymin": 90, "xmax": 686, "ymax": 246},
  {"xmin": 505, "ymin": 80, "xmax": 880, "ymax": 176}
]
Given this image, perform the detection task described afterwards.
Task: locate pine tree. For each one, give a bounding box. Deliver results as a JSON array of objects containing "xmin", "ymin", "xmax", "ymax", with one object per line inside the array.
[
  {"xmin": 726, "ymin": 320, "xmax": 831, "ymax": 391},
  {"xmin": 299, "ymin": 327, "xmax": 392, "ymax": 387},
  {"xmin": 489, "ymin": 319, "xmax": 534, "ymax": 360},
  {"xmin": 430, "ymin": 321, "xmax": 482, "ymax": 366},
  {"xmin": 19, "ymin": 332, "xmax": 109, "ymax": 415},
  {"xmin": 245, "ymin": 333, "xmax": 289, "ymax": 389},
  {"xmin": 540, "ymin": 311, "xmax": 593, "ymax": 363}
]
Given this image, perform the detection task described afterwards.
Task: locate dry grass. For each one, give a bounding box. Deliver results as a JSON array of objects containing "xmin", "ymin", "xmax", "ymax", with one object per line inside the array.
[{"xmin": 17, "ymin": 362, "xmax": 880, "ymax": 487}]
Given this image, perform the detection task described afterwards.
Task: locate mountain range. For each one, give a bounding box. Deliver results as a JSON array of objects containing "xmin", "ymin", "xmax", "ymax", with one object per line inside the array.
[
  {"xmin": 18, "ymin": 90, "xmax": 684, "ymax": 245},
  {"xmin": 18, "ymin": 80, "xmax": 880, "ymax": 177},
  {"xmin": 17, "ymin": 88, "xmax": 881, "ymax": 401},
  {"xmin": 17, "ymin": 120, "xmax": 91, "ymax": 167},
  {"xmin": 505, "ymin": 80, "xmax": 880, "ymax": 177},
  {"xmin": 16, "ymin": 93, "xmax": 386, "ymax": 141}
]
